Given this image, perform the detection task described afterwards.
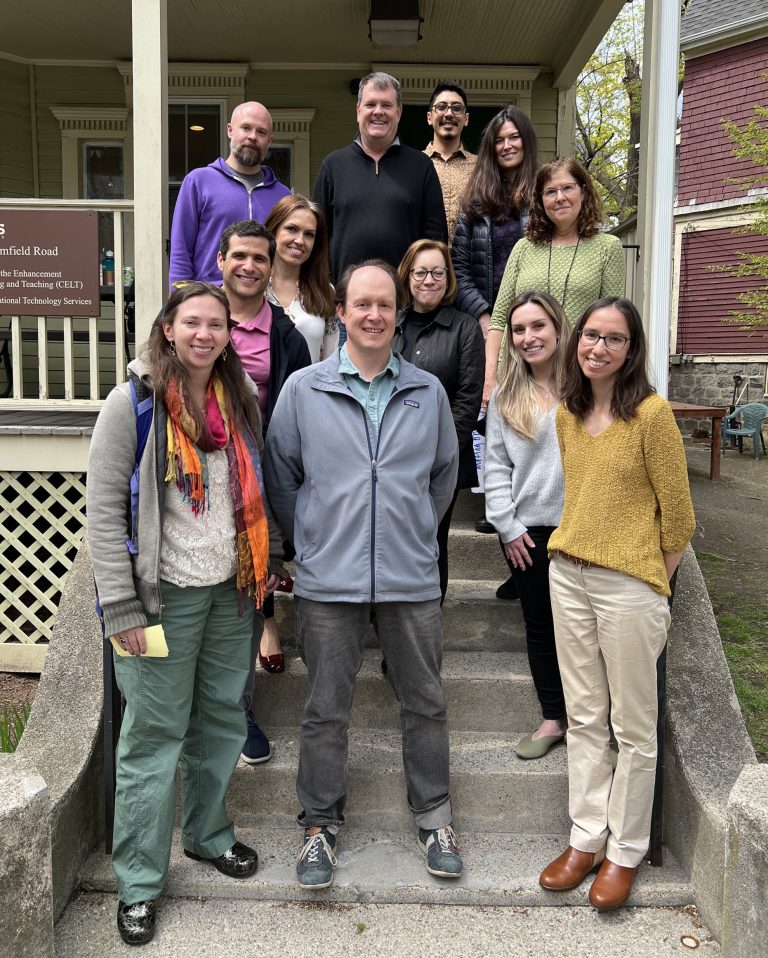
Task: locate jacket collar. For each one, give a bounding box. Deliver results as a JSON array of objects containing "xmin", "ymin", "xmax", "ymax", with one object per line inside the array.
[
  {"xmin": 396, "ymin": 305, "xmax": 456, "ymax": 332},
  {"xmin": 309, "ymin": 350, "xmax": 431, "ymax": 395}
]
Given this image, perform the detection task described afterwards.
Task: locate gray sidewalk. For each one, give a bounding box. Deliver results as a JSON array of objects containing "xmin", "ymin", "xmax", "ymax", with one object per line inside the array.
[{"xmin": 56, "ymin": 896, "xmax": 720, "ymax": 958}]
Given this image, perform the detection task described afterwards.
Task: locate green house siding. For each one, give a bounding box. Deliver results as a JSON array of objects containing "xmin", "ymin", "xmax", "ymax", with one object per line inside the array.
[
  {"xmin": 2, "ymin": 63, "xmax": 564, "ymax": 201},
  {"xmin": 0, "ymin": 58, "xmax": 34, "ymax": 197},
  {"xmin": 33, "ymin": 65, "xmax": 126, "ymax": 197},
  {"xmin": 246, "ymin": 69, "xmax": 362, "ymax": 185},
  {"xmin": 531, "ymin": 72, "xmax": 559, "ymax": 161}
]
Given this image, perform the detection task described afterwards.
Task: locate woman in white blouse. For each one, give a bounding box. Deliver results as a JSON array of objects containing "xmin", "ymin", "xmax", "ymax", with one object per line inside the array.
[{"xmin": 264, "ymin": 194, "xmax": 338, "ymax": 363}]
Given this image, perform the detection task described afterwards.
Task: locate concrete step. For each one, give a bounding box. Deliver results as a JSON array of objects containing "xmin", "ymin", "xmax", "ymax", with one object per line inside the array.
[
  {"xmin": 57, "ymin": 895, "xmax": 718, "ymax": 958},
  {"xmin": 252, "ymin": 649, "xmax": 543, "ymax": 733},
  {"xmin": 273, "ymin": 585, "xmax": 526, "ymax": 654},
  {"xmin": 226, "ymin": 726, "xmax": 569, "ymax": 833},
  {"xmin": 447, "ymin": 524, "xmax": 512, "ymax": 582},
  {"xmin": 78, "ymin": 822, "xmax": 694, "ymax": 911}
]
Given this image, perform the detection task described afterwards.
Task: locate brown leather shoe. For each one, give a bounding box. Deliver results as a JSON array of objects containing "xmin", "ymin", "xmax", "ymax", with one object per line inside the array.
[
  {"xmin": 588, "ymin": 859, "xmax": 637, "ymax": 911},
  {"xmin": 539, "ymin": 845, "xmax": 606, "ymax": 891}
]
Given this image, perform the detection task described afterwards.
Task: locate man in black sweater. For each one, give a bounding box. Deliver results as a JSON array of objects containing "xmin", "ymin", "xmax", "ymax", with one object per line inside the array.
[{"xmin": 313, "ymin": 72, "xmax": 447, "ymax": 287}]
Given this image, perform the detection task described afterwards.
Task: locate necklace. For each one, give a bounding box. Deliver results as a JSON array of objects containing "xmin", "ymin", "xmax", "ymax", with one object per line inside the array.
[
  {"xmin": 547, "ymin": 236, "xmax": 581, "ymax": 316},
  {"xmin": 267, "ymin": 275, "xmax": 300, "ymax": 310}
]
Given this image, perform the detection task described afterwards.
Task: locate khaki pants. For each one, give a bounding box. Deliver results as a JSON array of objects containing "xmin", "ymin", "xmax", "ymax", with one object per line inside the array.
[{"xmin": 549, "ymin": 555, "xmax": 671, "ymax": 868}]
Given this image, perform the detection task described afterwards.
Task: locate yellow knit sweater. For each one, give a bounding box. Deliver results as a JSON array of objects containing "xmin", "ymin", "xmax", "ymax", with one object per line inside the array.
[{"xmin": 548, "ymin": 393, "xmax": 696, "ymax": 596}]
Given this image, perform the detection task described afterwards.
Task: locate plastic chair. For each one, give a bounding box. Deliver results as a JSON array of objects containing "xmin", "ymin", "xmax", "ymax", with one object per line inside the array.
[{"xmin": 722, "ymin": 403, "xmax": 768, "ymax": 459}]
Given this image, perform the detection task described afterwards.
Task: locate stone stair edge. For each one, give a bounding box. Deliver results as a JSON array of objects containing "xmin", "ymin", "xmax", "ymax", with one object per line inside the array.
[{"xmin": 79, "ymin": 823, "xmax": 693, "ymax": 910}]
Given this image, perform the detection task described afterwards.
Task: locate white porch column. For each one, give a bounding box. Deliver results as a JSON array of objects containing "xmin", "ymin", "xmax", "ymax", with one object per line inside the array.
[
  {"xmin": 132, "ymin": 0, "xmax": 168, "ymax": 346},
  {"xmin": 636, "ymin": 0, "xmax": 680, "ymax": 396}
]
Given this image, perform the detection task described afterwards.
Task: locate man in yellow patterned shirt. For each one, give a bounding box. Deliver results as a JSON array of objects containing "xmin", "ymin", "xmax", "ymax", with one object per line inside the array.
[{"xmin": 423, "ymin": 82, "xmax": 476, "ymax": 244}]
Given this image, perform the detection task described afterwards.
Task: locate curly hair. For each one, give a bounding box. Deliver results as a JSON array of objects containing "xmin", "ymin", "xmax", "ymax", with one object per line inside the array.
[
  {"xmin": 493, "ymin": 290, "xmax": 570, "ymax": 439},
  {"xmin": 141, "ymin": 282, "xmax": 262, "ymax": 439},
  {"xmin": 265, "ymin": 194, "xmax": 335, "ymax": 319},
  {"xmin": 461, "ymin": 105, "xmax": 538, "ymax": 223},
  {"xmin": 526, "ymin": 157, "xmax": 605, "ymax": 244},
  {"xmin": 561, "ymin": 296, "xmax": 653, "ymax": 421},
  {"xmin": 397, "ymin": 240, "xmax": 457, "ymax": 308}
]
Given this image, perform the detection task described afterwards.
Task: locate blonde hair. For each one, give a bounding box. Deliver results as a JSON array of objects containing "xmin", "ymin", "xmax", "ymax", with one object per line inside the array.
[{"xmin": 493, "ymin": 290, "xmax": 570, "ymax": 439}]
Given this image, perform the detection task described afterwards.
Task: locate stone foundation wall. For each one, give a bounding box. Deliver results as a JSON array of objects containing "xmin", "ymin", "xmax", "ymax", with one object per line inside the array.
[{"xmin": 669, "ymin": 361, "xmax": 768, "ymax": 436}]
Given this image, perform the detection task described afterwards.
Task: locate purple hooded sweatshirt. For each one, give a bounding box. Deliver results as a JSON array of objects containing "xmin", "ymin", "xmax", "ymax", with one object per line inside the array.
[{"xmin": 169, "ymin": 158, "xmax": 290, "ymax": 288}]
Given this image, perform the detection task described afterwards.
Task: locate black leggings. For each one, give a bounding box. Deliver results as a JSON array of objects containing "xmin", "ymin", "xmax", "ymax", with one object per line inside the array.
[{"xmin": 507, "ymin": 525, "xmax": 566, "ymax": 721}]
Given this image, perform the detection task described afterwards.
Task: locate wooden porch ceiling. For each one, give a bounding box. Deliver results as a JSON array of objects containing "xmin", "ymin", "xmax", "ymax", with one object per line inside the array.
[{"xmin": 1, "ymin": 0, "xmax": 625, "ymax": 87}]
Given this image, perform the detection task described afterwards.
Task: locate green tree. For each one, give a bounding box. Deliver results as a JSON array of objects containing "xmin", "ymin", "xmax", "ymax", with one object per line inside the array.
[
  {"xmin": 576, "ymin": 0, "xmax": 693, "ymax": 226},
  {"xmin": 719, "ymin": 90, "xmax": 768, "ymax": 332},
  {"xmin": 576, "ymin": 1, "xmax": 644, "ymax": 225}
]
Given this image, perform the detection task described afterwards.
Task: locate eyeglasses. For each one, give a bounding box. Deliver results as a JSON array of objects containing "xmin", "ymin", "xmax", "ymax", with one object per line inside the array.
[
  {"xmin": 578, "ymin": 329, "xmax": 630, "ymax": 351},
  {"xmin": 542, "ymin": 183, "xmax": 580, "ymax": 200},
  {"xmin": 410, "ymin": 267, "xmax": 448, "ymax": 282},
  {"xmin": 430, "ymin": 102, "xmax": 466, "ymax": 115}
]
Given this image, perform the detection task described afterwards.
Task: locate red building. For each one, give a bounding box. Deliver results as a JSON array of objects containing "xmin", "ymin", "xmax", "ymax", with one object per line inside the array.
[{"xmin": 671, "ymin": 0, "xmax": 768, "ymax": 406}]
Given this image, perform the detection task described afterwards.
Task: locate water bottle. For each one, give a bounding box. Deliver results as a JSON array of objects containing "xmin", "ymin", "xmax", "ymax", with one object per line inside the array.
[{"xmin": 103, "ymin": 249, "xmax": 115, "ymax": 286}]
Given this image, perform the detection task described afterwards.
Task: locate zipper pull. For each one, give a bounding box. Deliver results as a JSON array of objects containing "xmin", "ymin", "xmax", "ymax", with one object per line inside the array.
[{"xmin": 371, "ymin": 459, "xmax": 378, "ymax": 481}]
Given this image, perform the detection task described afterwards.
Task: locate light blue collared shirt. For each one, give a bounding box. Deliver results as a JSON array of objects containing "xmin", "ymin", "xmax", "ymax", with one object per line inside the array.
[{"xmin": 338, "ymin": 344, "xmax": 400, "ymax": 441}]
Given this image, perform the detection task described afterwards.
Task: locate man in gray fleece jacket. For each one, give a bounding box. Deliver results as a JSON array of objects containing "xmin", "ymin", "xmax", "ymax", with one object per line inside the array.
[{"xmin": 264, "ymin": 260, "xmax": 462, "ymax": 888}]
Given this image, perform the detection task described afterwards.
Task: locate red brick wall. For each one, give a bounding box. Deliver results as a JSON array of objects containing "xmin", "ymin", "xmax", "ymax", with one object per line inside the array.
[
  {"xmin": 676, "ymin": 227, "xmax": 768, "ymax": 354},
  {"xmin": 677, "ymin": 37, "xmax": 768, "ymax": 206}
]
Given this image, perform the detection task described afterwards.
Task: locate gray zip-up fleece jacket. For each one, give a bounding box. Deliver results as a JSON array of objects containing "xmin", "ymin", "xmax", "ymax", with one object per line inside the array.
[
  {"xmin": 87, "ymin": 358, "xmax": 283, "ymax": 638},
  {"xmin": 263, "ymin": 352, "xmax": 459, "ymax": 603}
]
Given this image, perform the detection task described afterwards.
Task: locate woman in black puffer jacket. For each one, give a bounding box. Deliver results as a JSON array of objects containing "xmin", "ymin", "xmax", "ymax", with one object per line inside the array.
[
  {"xmin": 451, "ymin": 105, "xmax": 539, "ymax": 590},
  {"xmin": 451, "ymin": 105, "xmax": 539, "ymax": 346}
]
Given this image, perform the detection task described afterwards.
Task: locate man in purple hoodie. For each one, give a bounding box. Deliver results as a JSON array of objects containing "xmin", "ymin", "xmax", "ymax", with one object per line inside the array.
[{"xmin": 169, "ymin": 102, "xmax": 290, "ymax": 288}]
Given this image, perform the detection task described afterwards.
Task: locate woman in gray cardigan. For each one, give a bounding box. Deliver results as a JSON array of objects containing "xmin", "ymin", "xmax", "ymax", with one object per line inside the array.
[
  {"xmin": 88, "ymin": 282, "xmax": 283, "ymax": 946},
  {"xmin": 484, "ymin": 290, "xmax": 569, "ymax": 760}
]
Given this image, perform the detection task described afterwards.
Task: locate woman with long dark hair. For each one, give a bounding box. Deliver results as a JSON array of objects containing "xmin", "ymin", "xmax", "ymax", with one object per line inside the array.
[
  {"xmin": 484, "ymin": 291, "xmax": 569, "ymax": 758},
  {"xmin": 451, "ymin": 104, "xmax": 538, "ymax": 554},
  {"xmin": 451, "ymin": 104, "xmax": 538, "ymax": 340},
  {"xmin": 88, "ymin": 282, "xmax": 284, "ymax": 946},
  {"xmin": 264, "ymin": 194, "xmax": 338, "ymax": 363},
  {"xmin": 539, "ymin": 297, "xmax": 694, "ymax": 911}
]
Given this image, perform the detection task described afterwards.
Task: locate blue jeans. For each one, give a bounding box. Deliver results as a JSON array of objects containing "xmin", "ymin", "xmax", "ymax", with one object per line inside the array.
[{"xmin": 293, "ymin": 597, "xmax": 452, "ymax": 830}]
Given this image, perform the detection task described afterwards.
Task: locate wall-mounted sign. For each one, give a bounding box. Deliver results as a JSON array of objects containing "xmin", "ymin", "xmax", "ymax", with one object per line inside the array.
[{"xmin": 0, "ymin": 210, "xmax": 100, "ymax": 316}]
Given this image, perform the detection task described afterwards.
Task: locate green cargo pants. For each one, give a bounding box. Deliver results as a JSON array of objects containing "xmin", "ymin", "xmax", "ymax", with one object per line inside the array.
[{"xmin": 112, "ymin": 576, "xmax": 253, "ymax": 904}]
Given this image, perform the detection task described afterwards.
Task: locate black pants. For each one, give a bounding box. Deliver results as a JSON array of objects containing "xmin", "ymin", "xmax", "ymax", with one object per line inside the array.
[
  {"xmin": 507, "ymin": 525, "xmax": 566, "ymax": 721},
  {"xmin": 436, "ymin": 490, "xmax": 460, "ymax": 604}
]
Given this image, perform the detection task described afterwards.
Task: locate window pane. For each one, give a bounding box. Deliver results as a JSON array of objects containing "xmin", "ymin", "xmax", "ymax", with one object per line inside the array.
[
  {"xmin": 268, "ymin": 145, "xmax": 292, "ymax": 190},
  {"xmin": 84, "ymin": 145, "xmax": 124, "ymax": 199}
]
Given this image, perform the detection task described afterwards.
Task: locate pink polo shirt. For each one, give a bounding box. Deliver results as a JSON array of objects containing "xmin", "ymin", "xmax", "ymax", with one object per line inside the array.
[{"xmin": 230, "ymin": 297, "xmax": 272, "ymax": 422}]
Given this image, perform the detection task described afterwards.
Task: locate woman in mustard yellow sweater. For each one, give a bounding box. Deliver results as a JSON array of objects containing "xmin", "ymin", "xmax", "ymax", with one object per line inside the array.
[{"xmin": 539, "ymin": 297, "xmax": 695, "ymax": 912}]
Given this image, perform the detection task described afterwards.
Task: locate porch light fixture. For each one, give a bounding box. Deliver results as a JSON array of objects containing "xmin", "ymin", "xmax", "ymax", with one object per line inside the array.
[{"xmin": 368, "ymin": 0, "xmax": 423, "ymax": 46}]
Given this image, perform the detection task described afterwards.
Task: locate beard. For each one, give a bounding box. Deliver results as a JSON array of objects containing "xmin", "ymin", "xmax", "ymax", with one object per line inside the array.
[{"xmin": 231, "ymin": 142, "xmax": 267, "ymax": 168}]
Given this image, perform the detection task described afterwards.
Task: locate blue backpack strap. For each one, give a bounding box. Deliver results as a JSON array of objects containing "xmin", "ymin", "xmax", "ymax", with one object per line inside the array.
[{"xmin": 126, "ymin": 373, "xmax": 154, "ymax": 556}]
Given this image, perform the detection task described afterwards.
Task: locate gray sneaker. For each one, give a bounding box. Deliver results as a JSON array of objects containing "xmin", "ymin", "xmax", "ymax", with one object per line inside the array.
[
  {"xmin": 297, "ymin": 830, "xmax": 337, "ymax": 889},
  {"xmin": 418, "ymin": 825, "xmax": 463, "ymax": 878}
]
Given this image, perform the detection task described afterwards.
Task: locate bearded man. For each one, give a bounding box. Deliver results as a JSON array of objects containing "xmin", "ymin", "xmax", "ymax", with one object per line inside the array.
[{"xmin": 169, "ymin": 102, "xmax": 290, "ymax": 288}]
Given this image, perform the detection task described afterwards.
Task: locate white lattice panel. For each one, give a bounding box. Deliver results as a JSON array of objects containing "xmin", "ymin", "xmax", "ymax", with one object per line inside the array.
[{"xmin": 0, "ymin": 471, "xmax": 86, "ymax": 646}]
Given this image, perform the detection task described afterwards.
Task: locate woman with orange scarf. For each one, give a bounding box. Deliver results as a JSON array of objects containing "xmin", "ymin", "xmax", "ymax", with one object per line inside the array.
[{"xmin": 87, "ymin": 282, "xmax": 284, "ymax": 947}]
